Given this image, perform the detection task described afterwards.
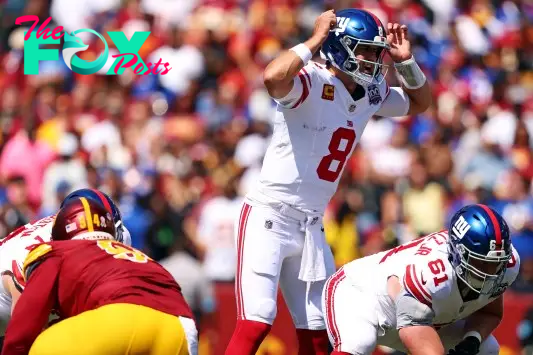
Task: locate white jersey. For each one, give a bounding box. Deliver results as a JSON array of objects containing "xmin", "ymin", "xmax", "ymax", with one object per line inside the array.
[
  {"xmin": 343, "ymin": 231, "xmax": 520, "ymax": 330},
  {"xmin": 0, "ymin": 216, "xmax": 55, "ymax": 319},
  {"xmin": 0, "ymin": 215, "xmax": 132, "ymax": 321},
  {"xmin": 197, "ymin": 196, "xmax": 242, "ymax": 281},
  {"xmin": 253, "ymin": 61, "xmax": 391, "ymax": 212}
]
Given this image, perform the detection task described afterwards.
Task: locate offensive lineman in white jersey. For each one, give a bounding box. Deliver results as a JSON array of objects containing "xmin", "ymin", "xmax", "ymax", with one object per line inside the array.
[
  {"xmin": 323, "ymin": 204, "xmax": 520, "ymax": 355},
  {"xmin": 225, "ymin": 8, "xmax": 432, "ymax": 355},
  {"xmin": 0, "ymin": 188, "xmax": 131, "ymax": 322}
]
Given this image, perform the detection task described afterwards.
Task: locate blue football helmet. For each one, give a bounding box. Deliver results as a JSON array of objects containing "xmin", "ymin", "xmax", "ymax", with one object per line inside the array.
[
  {"xmin": 321, "ymin": 9, "xmax": 389, "ymax": 86},
  {"xmin": 60, "ymin": 188, "xmax": 127, "ymax": 244},
  {"xmin": 448, "ymin": 204, "xmax": 512, "ymax": 295}
]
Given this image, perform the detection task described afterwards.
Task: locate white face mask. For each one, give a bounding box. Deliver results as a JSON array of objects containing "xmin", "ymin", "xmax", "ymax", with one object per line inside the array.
[
  {"xmin": 325, "ymin": 36, "xmax": 389, "ymax": 87},
  {"xmin": 455, "ymin": 246, "xmax": 509, "ymax": 295}
]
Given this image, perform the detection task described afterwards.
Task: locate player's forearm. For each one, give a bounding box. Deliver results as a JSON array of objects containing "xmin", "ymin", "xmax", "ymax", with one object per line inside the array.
[
  {"xmin": 464, "ymin": 309, "xmax": 502, "ymax": 340},
  {"xmin": 263, "ymin": 36, "xmax": 322, "ymax": 98},
  {"xmin": 403, "ymin": 80, "xmax": 432, "ymax": 115},
  {"xmin": 393, "ymin": 55, "xmax": 432, "ymax": 115},
  {"xmin": 464, "ymin": 296, "xmax": 504, "ymax": 340},
  {"xmin": 399, "ymin": 326, "xmax": 445, "ymax": 355}
]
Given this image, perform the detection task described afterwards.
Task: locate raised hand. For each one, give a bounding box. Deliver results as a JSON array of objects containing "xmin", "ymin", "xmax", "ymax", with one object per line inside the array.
[
  {"xmin": 387, "ymin": 23, "xmax": 412, "ymax": 63},
  {"xmin": 312, "ymin": 10, "xmax": 337, "ymax": 44}
]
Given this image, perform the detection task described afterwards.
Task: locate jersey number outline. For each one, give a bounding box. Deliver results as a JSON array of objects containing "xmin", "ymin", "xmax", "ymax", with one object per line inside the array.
[
  {"xmin": 96, "ymin": 240, "xmax": 150, "ymax": 263},
  {"xmin": 316, "ymin": 127, "xmax": 356, "ymax": 182},
  {"xmin": 428, "ymin": 259, "xmax": 448, "ymax": 287}
]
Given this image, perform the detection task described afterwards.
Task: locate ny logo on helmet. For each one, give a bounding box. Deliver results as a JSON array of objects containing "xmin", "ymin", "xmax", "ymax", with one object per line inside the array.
[
  {"xmin": 334, "ymin": 17, "xmax": 350, "ymax": 36},
  {"xmin": 452, "ymin": 215, "xmax": 471, "ymax": 239}
]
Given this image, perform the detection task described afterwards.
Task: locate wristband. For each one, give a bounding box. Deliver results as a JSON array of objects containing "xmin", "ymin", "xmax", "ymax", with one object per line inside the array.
[
  {"xmin": 394, "ymin": 55, "xmax": 426, "ymax": 90},
  {"xmin": 463, "ymin": 331, "xmax": 482, "ymax": 343},
  {"xmin": 290, "ymin": 43, "xmax": 313, "ymax": 65}
]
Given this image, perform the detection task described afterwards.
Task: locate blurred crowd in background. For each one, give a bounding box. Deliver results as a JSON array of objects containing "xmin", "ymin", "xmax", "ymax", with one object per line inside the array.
[{"xmin": 1, "ymin": 0, "xmax": 533, "ymax": 349}]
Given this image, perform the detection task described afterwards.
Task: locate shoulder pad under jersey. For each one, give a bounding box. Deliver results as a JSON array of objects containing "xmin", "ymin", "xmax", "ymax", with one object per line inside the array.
[{"xmin": 23, "ymin": 243, "xmax": 53, "ymax": 281}]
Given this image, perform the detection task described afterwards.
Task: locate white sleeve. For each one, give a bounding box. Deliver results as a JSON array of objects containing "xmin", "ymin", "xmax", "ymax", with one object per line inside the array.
[
  {"xmin": 375, "ymin": 87, "xmax": 410, "ymax": 117},
  {"xmin": 273, "ymin": 75, "xmax": 304, "ymax": 108}
]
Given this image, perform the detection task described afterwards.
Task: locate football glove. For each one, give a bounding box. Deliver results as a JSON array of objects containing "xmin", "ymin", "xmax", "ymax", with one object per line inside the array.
[{"xmin": 448, "ymin": 336, "xmax": 481, "ymax": 355}]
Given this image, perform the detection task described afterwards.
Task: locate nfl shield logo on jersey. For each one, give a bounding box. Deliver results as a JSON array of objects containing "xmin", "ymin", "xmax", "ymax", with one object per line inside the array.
[{"xmin": 368, "ymin": 84, "xmax": 382, "ymax": 105}]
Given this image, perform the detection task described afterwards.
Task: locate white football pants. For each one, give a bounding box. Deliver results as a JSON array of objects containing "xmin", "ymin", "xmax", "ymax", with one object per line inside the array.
[{"xmin": 234, "ymin": 198, "xmax": 336, "ymax": 329}]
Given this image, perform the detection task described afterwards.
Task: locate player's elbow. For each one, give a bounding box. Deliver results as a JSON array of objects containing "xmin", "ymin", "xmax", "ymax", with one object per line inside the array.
[
  {"xmin": 263, "ymin": 66, "xmax": 283, "ymax": 90},
  {"xmin": 263, "ymin": 67, "xmax": 292, "ymax": 99}
]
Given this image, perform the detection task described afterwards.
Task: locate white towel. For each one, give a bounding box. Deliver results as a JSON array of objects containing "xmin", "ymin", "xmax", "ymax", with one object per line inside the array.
[{"xmin": 298, "ymin": 214, "xmax": 327, "ymax": 282}]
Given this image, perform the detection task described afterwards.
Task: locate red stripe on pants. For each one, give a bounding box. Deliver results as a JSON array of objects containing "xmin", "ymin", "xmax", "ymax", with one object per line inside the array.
[
  {"xmin": 325, "ymin": 268, "xmax": 346, "ymax": 350},
  {"xmin": 236, "ymin": 203, "xmax": 252, "ymax": 319}
]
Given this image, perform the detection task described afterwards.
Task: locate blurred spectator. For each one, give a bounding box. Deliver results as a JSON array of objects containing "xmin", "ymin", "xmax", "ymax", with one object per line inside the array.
[
  {"xmin": 518, "ymin": 307, "xmax": 533, "ymax": 355},
  {"xmin": 0, "ymin": 176, "xmax": 32, "ymax": 237},
  {"xmin": 511, "ymin": 233, "xmax": 533, "ymax": 293},
  {"xmin": 195, "ymin": 173, "xmax": 241, "ymax": 282},
  {"xmin": 324, "ymin": 187, "xmax": 363, "ymax": 268},
  {"xmin": 149, "ymin": 26, "xmax": 205, "ymax": 99},
  {"xmin": 143, "ymin": 174, "xmax": 196, "ymax": 260},
  {"xmin": 160, "ymin": 237, "xmax": 216, "ymax": 328},
  {"xmin": 491, "ymin": 170, "xmax": 533, "ymax": 239},
  {"xmin": 40, "ymin": 133, "xmax": 88, "ymax": 214},
  {"xmin": 401, "ymin": 160, "xmax": 446, "ymax": 237},
  {"xmin": 0, "ymin": 119, "xmax": 55, "ymax": 208}
]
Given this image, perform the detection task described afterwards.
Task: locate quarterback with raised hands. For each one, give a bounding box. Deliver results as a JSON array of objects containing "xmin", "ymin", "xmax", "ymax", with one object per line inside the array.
[
  {"xmin": 323, "ymin": 204, "xmax": 520, "ymax": 355},
  {"xmin": 0, "ymin": 188, "xmax": 131, "ymax": 321},
  {"xmin": 226, "ymin": 7, "xmax": 431, "ymax": 355}
]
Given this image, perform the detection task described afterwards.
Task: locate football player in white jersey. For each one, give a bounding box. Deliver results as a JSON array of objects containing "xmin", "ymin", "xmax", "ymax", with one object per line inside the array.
[
  {"xmin": 0, "ymin": 188, "xmax": 131, "ymax": 323},
  {"xmin": 225, "ymin": 7, "xmax": 432, "ymax": 355},
  {"xmin": 323, "ymin": 204, "xmax": 520, "ymax": 355}
]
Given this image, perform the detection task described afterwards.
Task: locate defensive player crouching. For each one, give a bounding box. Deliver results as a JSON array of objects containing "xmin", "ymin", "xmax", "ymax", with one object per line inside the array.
[
  {"xmin": 322, "ymin": 204, "xmax": 520, "ymax": 355},
  {"xmin": 0, "ymin": 188, "xmax": 131, "ymax": 322},
  {"xmin": 1, "ymin": 197, "xmax": 198, "ymax": 355},
  {"xmin": 226, "ymin": 7, "xmax": 431, "ymax": 355}
]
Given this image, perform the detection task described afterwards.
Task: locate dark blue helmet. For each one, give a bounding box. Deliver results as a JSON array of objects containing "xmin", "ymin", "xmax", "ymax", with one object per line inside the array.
[
  {"xmin": 60, "ymin": 188, "xmax": 128, "ymax": 244},
  {"xmin": 448, "ymin": 204, "xmax": 512, "ymax": 295},
  {"xmin": 321, "ymin": 9, "xmax": 389, "ymax": 86}
]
